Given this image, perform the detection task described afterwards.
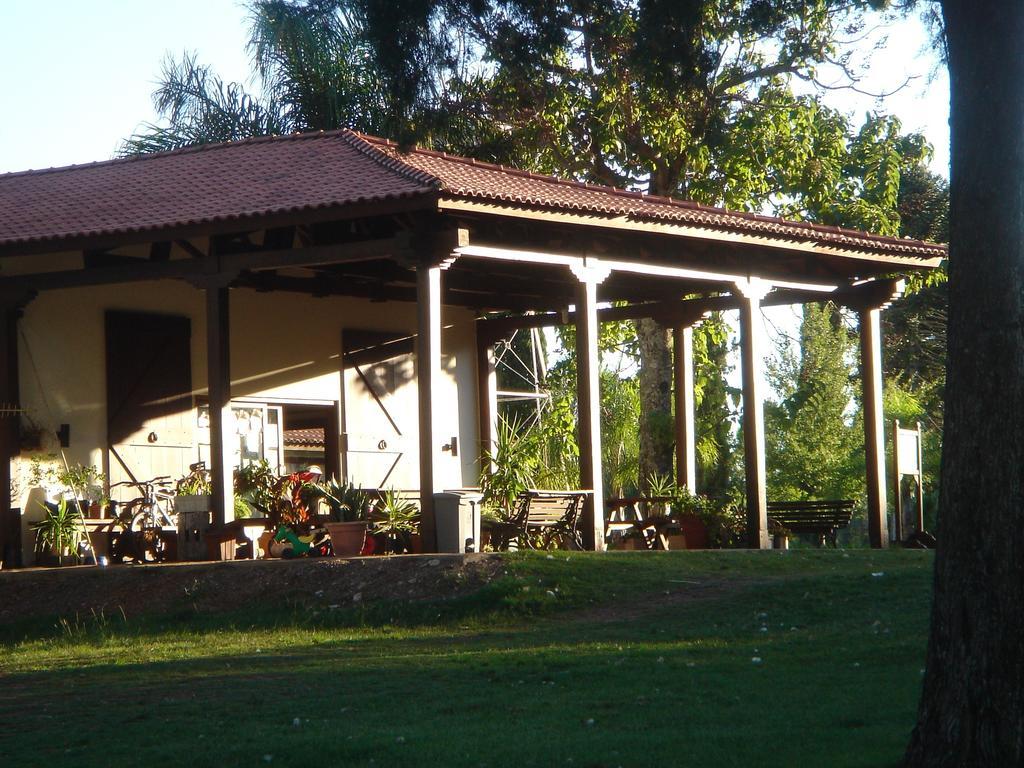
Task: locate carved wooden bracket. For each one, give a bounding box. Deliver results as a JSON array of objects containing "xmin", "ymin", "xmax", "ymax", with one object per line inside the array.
[
  {"xmin": 570, "ymin": 259, "xmax": 611, "ymax": 285},
  {"xmin": 733, "ymin": 276, "xmax": 772, "ymax": 302}
]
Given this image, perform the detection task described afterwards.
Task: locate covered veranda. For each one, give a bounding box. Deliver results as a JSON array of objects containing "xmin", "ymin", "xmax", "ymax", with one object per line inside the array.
[{"xmin": 0, "ymin": 130, "xmax": 944, "ymax": 561}]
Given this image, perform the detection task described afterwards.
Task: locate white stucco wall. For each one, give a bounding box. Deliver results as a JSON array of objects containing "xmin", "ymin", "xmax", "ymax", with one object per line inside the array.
[{"xmin": 13, "ymin": 279, "xmax": 479, "ymax": 563}]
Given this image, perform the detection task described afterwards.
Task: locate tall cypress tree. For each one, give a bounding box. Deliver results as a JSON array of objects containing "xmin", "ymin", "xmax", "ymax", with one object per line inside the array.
[{"xmin": 765, "ymin": 302, "xmax": 862, "ymax": 502}]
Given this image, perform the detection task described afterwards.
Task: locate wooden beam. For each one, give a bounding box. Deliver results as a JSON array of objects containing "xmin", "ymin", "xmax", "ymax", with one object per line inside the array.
[
  {"xmin": 342, "ymin": 330, "xmax": 416, "ymax": 368},
  {"xmin": 222, "ymin": 238, "xmax": 403, "ymax": 272},
  {"xmin": 175, "ymin": 240, "xmax": 207, "ymax": 259},
  {"xmin": 474, "ymin": 276, "xmax": 901, "ymax": 340},
  {"xmin": 892, "ymin": 419, "xmax": 904, "ymax": 543},
  {"xmin": 572, "ymin": 262, "xmax": 607, "ymax": 551},
  {"xmin": 149, "ymin": 241, "xmax": 172, "ymax": 262},
  {"xmin": 0, "ymin": 239, "xmax": 403, "ymax": 294},
  {"xmin": 262, "ymin": 226, "xmax": 296, "ymax": 251},
  {"xmin": 440, "ymin": 199, "xmax": 945, "ymax": 270},
  {"xmin": 416, "ymin": 262, "xmax": 443, "ymax": 552},
  {"xmin": 234, "ymin": 271, "xmax": 418, "ymax": 303},
  {"xmin": 736, "ymin": 279, "xmax": 770, "ymax": 549},
  {"xmin": 477, "ymin": 294, "xmax": 731, "ymax": 340},
  {"xmin": 763, "ymin": 278, "xmax": 902, "ymax": 310},
  {"xmin": 674, "ymin": 325, "xmax": 697, "ymax": 495},
  {"xmin": 205, "ymin": 283, "xmax": 233, "ymax": 530},
  {"xmin": 476, "ymin": 322, "xmax": 498, "ymax": 472},
  {"xmin": 0, "ymin": 306, "xmax": 19, "ymax": 569},
  {"xmin": 83, "ymin": 251, "xmax": 137, "ymax": 269},
  {"xmin": 860, "ymin": 306, "xmax": 889, "ymax": 548},
  {"xmin": 0, "ymin": 195, "xmax": 436, "ymax": 258}
]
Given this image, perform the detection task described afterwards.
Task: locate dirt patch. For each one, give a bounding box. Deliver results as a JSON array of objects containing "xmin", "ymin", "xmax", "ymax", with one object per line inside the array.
[
  {"xmin": 0, "ymin": 554, "xmax": 504, "ymax": 623},
  {"xmin": 564, "ymin": 575, "xmax": 771, "ymax": 624}
]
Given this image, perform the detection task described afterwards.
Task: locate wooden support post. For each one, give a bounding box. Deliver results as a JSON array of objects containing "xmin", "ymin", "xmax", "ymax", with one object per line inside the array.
[
  {"xmin": 572, "ymin": 261, "xmax": 609, "ymax": 551},
  {"xmin": 736, "ymin": 279, "xmax": 770, "ymax": 549},
  {"xmin": 860, "ymin": 306, "xmax": 888, "ymax": 548},
  {"xmin": 475, "ymin": 322, "xmax": 499, "ymax": 473},
  {"xmin": 417, "ymin": 263, "xmax": 443, "ymax": 552},
  {"xmin": 673, "ymin": 325, "xmax": 697, "ymax": 495},
  {"xmin": 892, "ymin": 418, "xmax": 903, "ymax": 543},
  {"xmin": 915, "ymin": 421, "xmax": 925, "ymax": 534},
  {"xmin": 205, "ymin": 284, "xmax": 233, "ymax": 529},
  {"xmin": 0, "ymin": 306, "xmax": 20, "ymax": 569}
]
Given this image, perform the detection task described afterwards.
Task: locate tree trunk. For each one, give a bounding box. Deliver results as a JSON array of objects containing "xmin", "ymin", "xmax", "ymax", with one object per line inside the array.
[
  {"xmin": 904, "ymin": 2, "xmax": 1024, "ymax": 765},
  {"xmin": 636, "ymin": 317, "xmax": 674, "ymax": 490}
]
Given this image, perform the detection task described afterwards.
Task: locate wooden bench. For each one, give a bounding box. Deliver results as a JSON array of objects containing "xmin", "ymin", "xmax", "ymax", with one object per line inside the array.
[
  {"xmin": 486, "ymin": 490, "xmax": 589, "ymax": 550},
  {"xmin": 767, "ymin": 500, "xmax": 854, "ymax": 547},
  {"xmin": 606, "ymin": 496, "xmax": 679, "ymax": 550}
]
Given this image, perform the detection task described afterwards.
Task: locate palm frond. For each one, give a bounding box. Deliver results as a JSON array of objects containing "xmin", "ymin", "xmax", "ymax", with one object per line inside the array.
[{"xmin": 119, "ymin": 52, "xmax": 287, "ymax": 156}]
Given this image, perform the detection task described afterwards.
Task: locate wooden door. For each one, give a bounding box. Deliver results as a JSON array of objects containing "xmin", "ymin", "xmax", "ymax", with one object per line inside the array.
[
  {"xmin": 105, "ymin": 311, "xmax": 194, "ymax": 495},
  {"xmin": 342, "ymin": 330, "xmax": 415, "ymax": 489}
]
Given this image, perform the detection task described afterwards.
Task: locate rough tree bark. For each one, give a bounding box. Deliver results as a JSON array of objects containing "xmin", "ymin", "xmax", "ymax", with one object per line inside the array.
[{"xmin": 904, "ymin": 2, "xmax": 1024, "ymax": 765}]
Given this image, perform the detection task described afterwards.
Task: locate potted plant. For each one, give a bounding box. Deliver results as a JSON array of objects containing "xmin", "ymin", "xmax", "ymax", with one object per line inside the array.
[
  {"xmin": 174, "ymin": 462, "xmax": 212, "ymax": 514},
  {"xmin": 669, "ymin": 486, "xmax": 710, "ymax": 549},
  {"xmin": 645, "ymin": 472, "xmax": 677, "ymax": 519},
  {"xmin": 234, "ymin": 460, "xmax": 278, "ymax": 519},
  {"xmin": 31, "ymin": 498, "xmax": 86, "ymax": 566},
  {"xmin": 310, "ymin": 478, "xmax": 374, "ymax": 556},
  {"xmin": 372, "ymin": 488, "xmax": 419, "ymax": 554},
  {"xmin": 32, "ymin": 460, "xmax": 108, "ymax": 519}
]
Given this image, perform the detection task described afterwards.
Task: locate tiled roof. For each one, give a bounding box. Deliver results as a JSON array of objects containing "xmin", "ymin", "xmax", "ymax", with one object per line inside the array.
[
  {"xmin": 283, "ymin": 427, "xmax": 325, "ymax": 448},
  {"xmin": 0, "ymin": 132, "xmax": 437, "ymax": 249},
  {"xmin": 359, "ymin": 133, "xmax": 947, "ymax": 259},
  {"xmin": 0, "ymin": 128, "xmax": 946, "ymax": 260}
]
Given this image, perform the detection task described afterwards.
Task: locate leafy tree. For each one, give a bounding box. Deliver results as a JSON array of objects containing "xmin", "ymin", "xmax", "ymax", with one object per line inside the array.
[
  {"xmin": 884, "ymin": 165, "xmax": 949, "ymax": 432},
  {"xmin": 904, "ymin": 1, "xmax": 1024, "ymax": 764},
  {"xmin": 406, "ymin": 1, "xmax": 929, "ymax": 492},
  {"xmin": 127, "ymin": 0, "xmax": 931, "ymax": 502},
  {"xmin": 765, "ymin": 302, "xmax": 863, "ymax": 502}
]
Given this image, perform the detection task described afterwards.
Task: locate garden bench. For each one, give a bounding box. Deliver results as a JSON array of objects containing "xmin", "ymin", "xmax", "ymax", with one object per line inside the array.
[
  {"xmin": 487, "ymin": 490, "xmax": 589, "ymax": 550},
  {"xmin": 766, "ymin": 500, "xmax": 854, "ymax": 547}
]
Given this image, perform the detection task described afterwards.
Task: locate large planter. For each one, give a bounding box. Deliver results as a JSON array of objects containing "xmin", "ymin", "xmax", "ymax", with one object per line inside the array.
[
  {"xmin": 174, "ymin": 495, "xmax": 212, "ymax": 514},
  {"xmin": 325, "ymin": 521, "xmax": 369, "ymax": 557},
  {"xmin": 677, "ymin": 514, "xmax": 708, "ymax": 549},
  {"xmin": 35, "ymin": 549, "xmax": 80, "ymax": 567}
]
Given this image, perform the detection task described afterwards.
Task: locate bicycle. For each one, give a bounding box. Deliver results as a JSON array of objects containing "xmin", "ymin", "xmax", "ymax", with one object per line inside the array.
[{"xmin": 109, "ymin": 476, "xmax": 177, "ymax": 563}]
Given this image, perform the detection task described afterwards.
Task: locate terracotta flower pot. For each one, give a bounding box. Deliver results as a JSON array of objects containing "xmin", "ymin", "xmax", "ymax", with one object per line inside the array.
[
  {"xmin": 677, "ymin": 514, "xmax": 708, "ymax": 549},
  {"xmin": 325, "ymin": 521, "xmax": 369, "ymax": 557}
]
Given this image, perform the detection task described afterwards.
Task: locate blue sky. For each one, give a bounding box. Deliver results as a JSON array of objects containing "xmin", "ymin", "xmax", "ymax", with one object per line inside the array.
[
  {"xmin": 0, "ymin": 2, "xmax": 949, "ymax": 176},
  {"xmin": 0, "ymin": 0, "xmax": 251, "ymax": 173}
]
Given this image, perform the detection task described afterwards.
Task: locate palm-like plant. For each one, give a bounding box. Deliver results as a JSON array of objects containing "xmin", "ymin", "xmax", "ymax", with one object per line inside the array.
[
  {"xmin": 32, "ymin": 499, "xmax": 86, "ymax": 562},
  {"xmin": 479, "ymin": 415, "xmax": 540, "ymax": 523},
  {"xmin": 121, "ymin": 1, "xmax": 405, "ymax": 156},
  {"xmin": 122, "ymin": 0, "xmax": 511, "ymax": 157},
  {"xmin": 122, "ymin": 52, "xmax": 289, "ymax": 155},
  {"xmin": 308, "ymin": 477, "xmax": 374, "ymax": 522},
  {"xmin": 373, "ymin": 488, "xmax": 418, "ymax": 536}
]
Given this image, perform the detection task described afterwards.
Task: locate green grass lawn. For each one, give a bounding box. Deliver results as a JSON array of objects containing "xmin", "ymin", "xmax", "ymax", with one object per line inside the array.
[{"xmin": 0, "ymin": 550, "xmax": 933, "ymax": 767}]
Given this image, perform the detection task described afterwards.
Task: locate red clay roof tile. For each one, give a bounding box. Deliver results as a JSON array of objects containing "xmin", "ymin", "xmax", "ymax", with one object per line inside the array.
[
  {"xmin": 0, "ymin": 132, "xmax": 437, "ymax": 249},
  {"xmin": 0, "ymin": 128, "xmax": 946, "ymax": 261},
  {"xmin": 359, "ymin": 132, "xmax": 946, "ymax": 259},
  {"xmin": 283, "ymin": 427, "xmax": 325, "ymax": 448}
]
